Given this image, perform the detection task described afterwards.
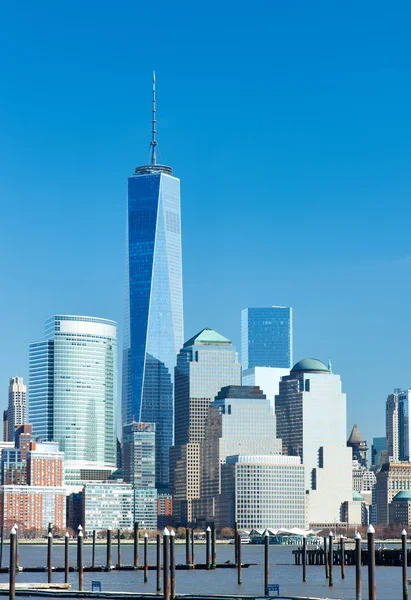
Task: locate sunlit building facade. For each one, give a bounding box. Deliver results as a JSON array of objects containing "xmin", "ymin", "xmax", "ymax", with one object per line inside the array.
[{"xmin": 241, "ymin": 307, "xmax": 292, "ymax": 371}]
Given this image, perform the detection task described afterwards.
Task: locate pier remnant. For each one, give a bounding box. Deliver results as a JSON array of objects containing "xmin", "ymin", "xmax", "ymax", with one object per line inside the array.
[{"xmin": 367, "ymin": 525, "xmax": 376, "ymax": 600}]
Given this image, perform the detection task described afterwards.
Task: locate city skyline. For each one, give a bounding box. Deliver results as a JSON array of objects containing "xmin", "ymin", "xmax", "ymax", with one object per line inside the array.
[{"xmin": 2, "ymin": 2, "xmax": 411, "ymax": 449}]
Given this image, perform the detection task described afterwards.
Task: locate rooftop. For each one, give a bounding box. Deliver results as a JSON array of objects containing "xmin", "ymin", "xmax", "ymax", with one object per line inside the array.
[
  {"xmin": 291, "ymin": 358, "xmax": 330, "ymax": 374},
  {"xmin": 215, "ymin": 385, "xmax": 266, "ymax": 400},
  {"xmin": 347, "ymin": 424, "xmax": 367, "ymax": 446},
  {"xmin": 392, "ymin": 491, "xmax": 411, "ymax": 502},
  {"xmin": 184, "ymin": 328, "xmax": 231, "ymax": 348}
]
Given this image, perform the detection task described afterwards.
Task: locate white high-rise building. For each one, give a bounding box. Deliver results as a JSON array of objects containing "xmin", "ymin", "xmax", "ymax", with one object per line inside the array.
[
  {"xmin": 8, "ymin": 377, "xmax": 26, "ymax": 442},
  {"xmin": 275, "ymin": 358, "xmax": 352, "ymax": 525}
]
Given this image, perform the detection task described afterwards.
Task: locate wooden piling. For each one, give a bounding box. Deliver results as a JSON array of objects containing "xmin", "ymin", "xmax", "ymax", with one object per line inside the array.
[
  {"xmin": 367, "ymin": 525, "xmax": 376, "ymax": 600},
  {"xmin": 264, "ymin": 531, "xmax": 269, "ymax": 597},
  {"xmin": 206, "ymin": 527, "xmax": 211, "ymax": 570},
  {"xmin": 212, "ymin": 523, "xmax": 217, "ymax": 569},
  {"xmin": 170, "ymin": 530, "xmax": 176, "ymax": 600},
  {"xmin": 355, "ymin": 531, "xmax": 362, "ymax": 600},
  {"xmin": 191, "ymin": 529, "xmax": 195, "ymax": 565},
  {"xmin": 234, "ymin": 521, "xmax": 238, "ymax": 565},
  {"xmin": 402, "ymin": 529, "xmax": 408, "ymax": 600},
  {"xmin": 144, "ymin": 533, "xmax": 148, "ymax": 583},
  {"xmin": 134, "ymin": 522, "xmax": 139, "ymax": 568},
  {"xmin": 117, "ymin": 529, "xmax": 121, "ymax": 568},
  {"xmin": 64, "ymin": 532, "xmax": 69, "ymax": 584},
  {"xmin": 302, "ymin": 536, "xmax": 307, "ymax": 582},
  {"xmin": 9, "ymin": 527, "xmax": 16, "ymax": 600},
  {"xmin": 237, "ymin": 532, "xmax": 242, "ymax": 585},
  {"xmin": 185, "ymin": 529, "xmax": 191, "ymax": 565},
  {"xmin": 340, "ymin": 535, "xmax": 345, "ymax": 580},
  {"xmin": 92, "ymin": 530, "xmax": 96, "ymax": 568},
  {"xmin": 0, "ymin": 526, "xmax": 4, "ymax": 569},
  {"xmin": 14, "ymin": 526, "xmax": 19, "ymax": 570},
  {"xmin": 324, "ymin": 536, "xmax": 328, "ymax": 579},
  {"xmin": 106, "ymin": 527, "xmax": 112, "ymax": 569},
  {"xmin": 77, "ymin": 530, "xmax": 84, "ymax": 592},
  {"xmin": 47, "ymin": 532, "xmax": 53, "ymax": 583},
  {"xmin": 163, "ymin": 529, "xmax": 170, "ymax": 600},
  {"xmin": 328, "ymin": 532, "xmax": 333, "ymax": 587},
  {"xmin": 156, "ymin": 533, "xmax": 161, "ymax": 592}
]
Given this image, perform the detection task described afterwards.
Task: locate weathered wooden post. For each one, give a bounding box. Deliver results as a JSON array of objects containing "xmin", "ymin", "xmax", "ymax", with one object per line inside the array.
[
  {"xmin": 264, "ymin": 531, "xmax": 269, "ymax": 596},
  {"xmin": 64, "ymin": 532, "xmax": 69, "ymax": 584},
  {"xmin": 163, "ymin": 529, "xmax": 170, "ymax": 600},
  {"xmin": 212, "ymin": 523, "xmax": 217, "ymax": 568},
  {"xmin": 237, "ymin": 532, "xmax": 242, "ymax": 585},
  {"xmin": 106, "ymin": 526, "xmax": 112, "ymax": 569},
  {"xmin": 367, "ymin": 524, "xmax": 376, "ymax": 600},
  {"xmin": 328, "ymin": 531, "xmax": 333, "ymax": 587},
  {"xmin": 156, "ymin": 532, "xmax": 161, "ymax": 592},
  {"xmin": 234, "ymin": 521, "xmax": 238, "ymax": 564},
  {"xmin": 340, "ymin": 534, "xmax": 345, "ymax": 580},
  {"xmin": 92, "ymin": 530, "xmax": 96, "ymax": 568},
  {"xmin": 302, "ymin": 535, "xmax": 307, "ymax": 582},
  {"xmin": 77, "ymin": 529, "xmax": 84, "ymax": 591},
  {"xmin": 14, "ymin": 525, "xmax": 19, "ymax": 570},
  {"xmin": 355, "ymin": 531, "xmax": 362, "ymax": 600},
  {"xmin": 117, "ymin": 528, "xmax": 121, "ymax": 567},
  {"xmin": 206, "ymin": 526, "xmax": 211, "ymax": 569},
  {"xmin": 144, "ymin": 533, "xmax": 148, "ymax": 583},
  {"xmin": 185, "ymin": 529, "xmax": 191, "ymax": 565},
  {"xmin": 402, "ymin": 529, "xmax": 408, "ymax": 600},
  {"xmin": 47, "ymin": 531, "xmax": 53, "ymax": 583},
  {"xmin": 191, "ymin": 529, "xmax": 195, "ymax": 565},
  {"xmin": 170, "ymin": 529, "xmax": 176, "ymax": 599},
  {"xmin": 0, "ymin": 526, "xmax": 4, "ymax": 568},
  {"xmin": 9, "ymin": 527, "xmax": 16, "ymax": 600},
  {"xmin": 324, "ymin": 536, "xmax": 329, "ymax": 579},
  {"xmin": 134, "ymin": 522, "xmax": 139, "ymax": 568}
]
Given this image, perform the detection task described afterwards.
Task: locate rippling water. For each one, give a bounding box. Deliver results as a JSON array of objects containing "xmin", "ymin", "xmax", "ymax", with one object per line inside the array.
[{"xmin": 1, "ymin": 542, "xmax": 405, "ymax": 599}]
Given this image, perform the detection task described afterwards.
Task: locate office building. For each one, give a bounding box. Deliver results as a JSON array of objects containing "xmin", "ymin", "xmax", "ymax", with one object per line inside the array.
[
  {"xmin": 1, "ymin": 449, "xmax": 26, "ymax": 485},
  {"xmin": 122, "ymin": 74, "xmax": 184, "ymax": 492},
  {"xmin": 220, "ymin": 454, "xmax": 306, "ymax": 530},
  {"xmin": 0, "ymin": 486, "xmax": 66, "ymax": 532},
  {"xmin": 372, "ymin": 437, "xmax": 386, "ymax": 466},
  {"xmin": 157, "ymin": 494, "xmax": 173, "ymax": 529},
  {"xmin": 7, "ymin": 377, "xmax": 26, "ymax": 441},
  {"xmin": 352, "ymin": 460, "xmax": 376, "ymax": 493},
  {"xmin": 170, "ymin": 328, "xmax": 241, "ymax": 525},
  {"xmin": 241, "ymin": 307, "xmax": 292, "ymax": 371},
  {"xmin": 347, "ymin": 424, "xmax": 369, "ymax": 467},
  {"xmin": 386, "ymin": 389, "xmax": 411, "ymax": 462},
  {"xmin": 242, "ymin": 366, "xmax": 290, "ymax": 412},
  {"xmin": 29, "ymin": 315, "xmax": 117, "ymax": 485},
  {"xmin": 389, "ymin": 491, "xmax": 411, "ymax": 527},
  {"xmin": 275, "ymin": 358, "xmax": 352, "ymax": 525},
  {"xmin": 197, "ymin": 385, "xmax": 282, "ymax": 525},
  {"xmin": 123, "ymin": 422, "xmax": 155, "ymax": 488},
  {"xmin": 133, "ymin": 489, "xmax": 157, "ymax": 530},
  {"xmin": 27, "ymin": 442, "xmax": 64, "ymax": 487},
  {"xmin": 82, "ymin": 482, "xmax": 133, "ymax": 533},
  {"xmin": 375, "ymin": 462, "xmax": 411, "ymax": 525},
  {"xmin": 15, "ymin": 424, "xmax": 32, "ymax": 460}
]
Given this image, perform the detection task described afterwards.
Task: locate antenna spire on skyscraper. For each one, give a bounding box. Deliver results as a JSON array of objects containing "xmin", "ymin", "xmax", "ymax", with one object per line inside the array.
[{"xmin": 150, "ymin": 71, "xmax": 157, "ymax": 165}]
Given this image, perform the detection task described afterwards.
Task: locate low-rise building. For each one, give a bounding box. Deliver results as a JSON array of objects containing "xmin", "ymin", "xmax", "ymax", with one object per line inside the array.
[
  {"xmin": 82, "ymin": 482, "xmax": 133, "ymax": 533},
  {"xmin": 389, "ymin": 491, "xmax": 411, "ymax": 527},
  {"xmin": 27, "ymin": 442, "xmax": 64, "ymax": 487},
  {"xmin": 0, "ymin": 486, "xmax": 66, "ymax": 532},
  {"xmin": 220, "ymin": 454, "xmax": 306, "ymax": 530}
]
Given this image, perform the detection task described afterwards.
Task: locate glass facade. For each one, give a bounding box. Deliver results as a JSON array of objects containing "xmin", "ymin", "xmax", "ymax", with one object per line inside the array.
[
  {"xmin": 122, "ymin": 422, "xmax": 156, "ymax": 489},
  {"xmin": 29, "ymin": 315, "xmax": 117, "ymax": 485},
  {"xmin": 241, "ymin": 307, "xmax": 292, "ymax": 370},
  {"xmin": 123, "ymin": 169, "xmax": 183, "ymax": 491},
  {"xmin": 372, "ymin": 436, "xmax": 386, "ymax": 466}
]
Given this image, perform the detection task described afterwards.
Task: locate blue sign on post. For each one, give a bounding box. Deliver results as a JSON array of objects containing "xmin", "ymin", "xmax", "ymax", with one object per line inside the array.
[
  {"xmin": 91, "ymin": 581, "xmax": 102, "ymax": 592},
  {"xmin": 267, "ymin": 583, "xmax": 280, "ymax": 597}
]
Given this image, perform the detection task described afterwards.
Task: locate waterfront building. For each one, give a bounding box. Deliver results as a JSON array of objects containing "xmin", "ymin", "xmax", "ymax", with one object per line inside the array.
[
  {"xmin": 82, "ymin": 482, "xmax": 133, "ymax": 533},
  {"xmin": 157, "ymin": 494, "xmax": 172, "ymax": 529},
  {"xmin": 123, "ymin": 422, "xmax": 155, "ymax": 488},
  {"xmin": 197, "ymin": 385, "xmax": 282, "ymax": 526},
  {"xmin": 7, "ymin": 377, "xmax": 26, "ymax": 442},
  {"xmin": 220, "ymin": 454, "xmax": 306, "ymax": 530},
  {"xmin": 241, "ymin": 307, "xmax": 292, "ymax": 371},
  {"xmin": 347, "ymin": 424, "xmax": 368, "ymax": 467},
  {"xmin": 275, "ymin": 358, "xmax": 352, "ymax": 525},
  {"xmin": 386, "ymin": 389, "xmax": 411, "ymax": 462},
  {"xmin": 3, "ymin": 411, "xmax": 7, "ymax": 442},
  {"xmin": 170, "ymin": 328, "xmax": 241, "ymax": 525},
  {"xmin": 0, "ymin": 486, "xmax": 66, "ymax": 532},
  {"xmin": 27, "ymin": 442, "xmax": 64, "ymax": 487},
  {"xmin": 375, "ymin": 461, "xmax": 411, "ymax": 525},
  {"xmin": 122, "ymin": 73, "xmax": 184, "ymax": 492},
  {"xmin": 29, "ymin": 315, "xmax": 117, "ymax": 485},
  {"xmin": 371, "ymin": 437, "xmax": 387, "ymax": 466},
  {"xmin": 1, "ymin": 449, "xmax": 26, "ymax": 485},
  {"xmin": 133, "ymin": 488, "xmax": 157, "ymax": 530},
  {"xmin": 389, "ymin": 491, "xmax": 411, "ymax": 527}
]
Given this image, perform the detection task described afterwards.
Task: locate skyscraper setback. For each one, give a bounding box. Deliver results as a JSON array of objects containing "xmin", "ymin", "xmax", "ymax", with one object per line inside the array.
[{"xmin": 122, "ymin": 74, "xmax": 184, "ymax": 491}]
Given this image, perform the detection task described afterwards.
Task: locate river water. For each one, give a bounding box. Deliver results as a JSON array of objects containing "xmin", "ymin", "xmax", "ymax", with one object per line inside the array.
[{"xmin": 1, "ymin": 542, "xmax": 404, "ymax": 599}]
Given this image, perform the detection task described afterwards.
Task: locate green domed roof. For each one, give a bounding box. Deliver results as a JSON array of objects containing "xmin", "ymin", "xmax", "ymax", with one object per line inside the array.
[
  {"xmin": 393, "ymin": 491, "xmax": 411, "ymax": 502},
  {"xmin": 291, "ymin": 358, "xmax": 330, "ymax": 373},
  {"xmin": 353, "ymin": 491, "xmax": 364, "ymax": 501}
]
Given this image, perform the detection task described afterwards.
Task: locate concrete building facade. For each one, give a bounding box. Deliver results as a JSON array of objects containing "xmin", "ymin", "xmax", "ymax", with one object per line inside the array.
[{"xmin": 8, "ymin": 377, "xmax": 26, "ymax": 442}]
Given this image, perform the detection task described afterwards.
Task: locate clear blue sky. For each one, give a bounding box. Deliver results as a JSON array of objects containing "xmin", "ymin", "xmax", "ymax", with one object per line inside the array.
[{"xmin": 1, "ymin": 1, "xmax": 410, "ymax": 446}]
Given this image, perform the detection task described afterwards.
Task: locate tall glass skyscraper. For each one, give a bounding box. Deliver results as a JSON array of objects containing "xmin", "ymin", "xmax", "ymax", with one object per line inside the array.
[
  {"xmin": 122, "ymin": 74, "xmax": 184, "ymax": 491},
  {"xmin": 29, "ymin": 315, "xmax": 117, "ymax": 485},
  {"xmin": 241, "ymin": 306, "xmax": 292, "ymax": 370}
]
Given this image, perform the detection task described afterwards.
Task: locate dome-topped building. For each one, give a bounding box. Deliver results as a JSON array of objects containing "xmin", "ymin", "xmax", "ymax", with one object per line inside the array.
[{"xmin": 291, "ymin": 358, "xmax": 330, "ymax": 374}]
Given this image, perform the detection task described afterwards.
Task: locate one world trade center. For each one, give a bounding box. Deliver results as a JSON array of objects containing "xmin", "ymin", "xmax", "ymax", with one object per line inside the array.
[{"xmin": 123, "ymin": 73, "xmax": 184, "ymax": 491}]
